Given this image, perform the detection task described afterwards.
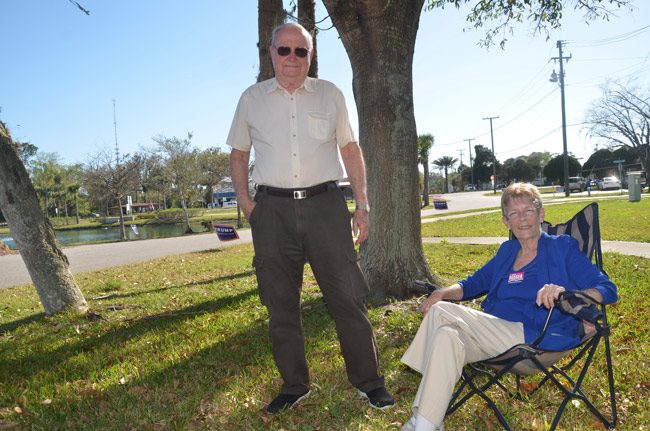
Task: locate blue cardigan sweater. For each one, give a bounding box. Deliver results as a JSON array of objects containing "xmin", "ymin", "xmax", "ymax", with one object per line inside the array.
[{"xmin": 459, "ymin": 232, "xmax": 618, "ymax": 350}]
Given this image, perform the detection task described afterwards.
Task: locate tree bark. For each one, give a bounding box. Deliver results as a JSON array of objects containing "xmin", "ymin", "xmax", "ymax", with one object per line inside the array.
[
  {"xmin": 323, "ymin": 0, "xmax": 437, "ymax": 301},
  {"xmin": 0, "ymin": 121, "xmax": 87, "ymax": 315},
  {"xmin": 180, "ymin": 193, "xmax": 192, "ymax": 233},
  {"xmin": 299, "ymin": 0, "xmax": 318, "ymax": 78},
  {"xmin": 117, "ymin": 195, "xmax": 127, "ymax": 240},
  {"xmin": 257, "ymin": 0, "xmax": 285, "ymax": 82},
  {"xmin": 75, "ymin": 193, "xmax": 80, "ymax": 225}
]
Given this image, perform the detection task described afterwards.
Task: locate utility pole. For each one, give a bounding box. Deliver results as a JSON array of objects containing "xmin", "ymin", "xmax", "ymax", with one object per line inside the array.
[
  {"xmin": 551, "ymin": 41, "xmax": 571, "ymax": 197},
  {"xmin": 464, "ymin": 138, "xmax": 474, "ymax": 186},
  {"xmin": 483, "ymin": 116, "xmax": 499, "ymax": 194},
  {"xmin": 457, "ymin": 149, "xmax": 464, "ymax": 167}
]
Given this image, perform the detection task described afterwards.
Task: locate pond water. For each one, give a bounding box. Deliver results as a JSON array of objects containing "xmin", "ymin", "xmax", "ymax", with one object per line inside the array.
[{"xmin": 0, "ymin": 223, "xmax": 208, "ymax": 250}]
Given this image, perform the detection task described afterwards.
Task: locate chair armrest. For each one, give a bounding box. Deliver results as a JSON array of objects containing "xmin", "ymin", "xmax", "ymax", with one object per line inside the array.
[
  {"xmin": 413, "ymin": 280, "xmax": 437, "ymax": 296},
  {"xmin": 556, "ymin": 291, "xmax": 604, "ymax": 324},
  {"xmin": 531, "ymin": 291, "xmax": 605, "ymax": 347}
]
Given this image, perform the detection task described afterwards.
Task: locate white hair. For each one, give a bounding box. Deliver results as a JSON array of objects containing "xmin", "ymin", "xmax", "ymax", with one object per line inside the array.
[{"xmin": 271, "ymin": 22, "xmax": 313, "ymax": 50}]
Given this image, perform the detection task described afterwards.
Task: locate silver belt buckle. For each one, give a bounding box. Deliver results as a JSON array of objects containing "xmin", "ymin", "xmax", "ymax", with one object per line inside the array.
[{"xmin": 293, "ymin": 190, "xmax": 307, "ymax": 199}]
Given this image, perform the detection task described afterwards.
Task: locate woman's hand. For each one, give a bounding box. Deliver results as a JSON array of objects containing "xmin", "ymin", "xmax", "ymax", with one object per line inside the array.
[
  {"xmin": 419, "ymin": 290, "xmax": 444, "ymax": 314},
  {"xmin": 536, "ymin": 283, "xmax": 566, "ymax": 309},
  {"xmin": 418, "ymin": 283, "xmax": 463, "ymax": 314}
]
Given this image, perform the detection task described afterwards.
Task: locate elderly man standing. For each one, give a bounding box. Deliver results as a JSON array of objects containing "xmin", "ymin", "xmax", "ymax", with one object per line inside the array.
[{"xmin": 227, "ymin": 22, "xmax": 394, "ymax": 414}]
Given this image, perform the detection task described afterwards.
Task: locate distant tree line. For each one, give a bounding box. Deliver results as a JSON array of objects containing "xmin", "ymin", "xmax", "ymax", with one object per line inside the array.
[
  {"xmin": 425, "ymin": 145, "xmax": 642, "ymax": 194},
  {"xmin": 1, "ymin": 135, "xmax": 230, "ymax": 228}
]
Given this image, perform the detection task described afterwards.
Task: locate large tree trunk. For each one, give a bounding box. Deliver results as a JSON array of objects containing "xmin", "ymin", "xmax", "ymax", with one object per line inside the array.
[
  {"xmin": 298, "ymin": 0, "xmax": 318, "ymax": 78},
  {"xmin": 0, "ymin": 121, "xmax": 87, "ymax": 315},
  {"xmin": 257, "ymin": 0, "xmax": 285, "ymax": 82},
  {"xmin": 323, "ymin": 0, "xmax": 436, "ymax": 301}
]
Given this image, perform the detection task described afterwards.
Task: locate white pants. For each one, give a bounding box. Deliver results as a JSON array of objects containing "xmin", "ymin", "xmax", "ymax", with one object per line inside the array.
[{"xmin": 401, "ymin": 302, "xmax": 525, "ymax": 427}]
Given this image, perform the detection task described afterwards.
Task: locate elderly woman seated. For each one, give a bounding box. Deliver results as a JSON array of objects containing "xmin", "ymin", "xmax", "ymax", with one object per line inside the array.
[{"xmin": 400, "ymin": 182, "xmax": 618, "ymax": 431}]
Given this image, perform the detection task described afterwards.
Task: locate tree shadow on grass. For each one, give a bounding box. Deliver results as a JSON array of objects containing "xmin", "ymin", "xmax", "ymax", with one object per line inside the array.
[
  {"xmin": 89, "ymin": 270, "xmax": 256, "ymax": 302},
  {"xmin": 0, "ymin": 312, "xmax": 46, "ymax": 335},
  {"xmin": 0, "ymin": 282, "xmax": 259, "ymax": 384},
  {"xmin": 0, "ymin": 270, "xmax": 255, "ymax": 337},
  {"xmin": 7, "ymin": 295, "xmax": 379, "ymax": 430}
]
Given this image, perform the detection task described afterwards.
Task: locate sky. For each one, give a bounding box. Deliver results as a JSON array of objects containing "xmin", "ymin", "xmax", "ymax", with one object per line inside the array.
[{"xmin": 1, "ymin": 1, "xmax": 649, "ymax": 172}]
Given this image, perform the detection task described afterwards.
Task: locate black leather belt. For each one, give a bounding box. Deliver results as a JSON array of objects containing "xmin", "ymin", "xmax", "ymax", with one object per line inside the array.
[{"xmin": 256, "ymin": 181, "xmax": 334, "ymax": 199}]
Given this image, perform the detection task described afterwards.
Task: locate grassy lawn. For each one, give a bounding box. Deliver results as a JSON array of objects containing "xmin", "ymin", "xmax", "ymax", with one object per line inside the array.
[
  {"xmin": 1, "ymin": 240, "xmax": 648, "ymax": 430},
  {"xmin": 422, "ymin": 197, "xmax": 650, "ymax": 242}
]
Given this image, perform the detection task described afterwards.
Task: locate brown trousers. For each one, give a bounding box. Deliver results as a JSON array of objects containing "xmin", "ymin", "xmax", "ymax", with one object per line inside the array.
[{"xmin": 250, "ymin": 184, "xmax": 384, "ymax": 395}]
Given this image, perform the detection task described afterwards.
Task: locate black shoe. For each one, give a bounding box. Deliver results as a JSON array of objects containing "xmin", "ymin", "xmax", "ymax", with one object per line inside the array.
[
  {"xmin": 358, "ymin": 386, "xmax": 395, "ymax": 409},
  {"xmin": 266, "ymin": 390, "xmax": 311, "ymax": 414}
]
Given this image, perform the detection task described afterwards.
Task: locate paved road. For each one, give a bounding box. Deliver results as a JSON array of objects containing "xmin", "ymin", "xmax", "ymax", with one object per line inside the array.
[
  {"xmin": 0, "ymin": 231, "xmax": 252, "ymax": 289},
  {"xmin": 1, "ymin": 191, "xmax": 648, "ymax": 289}
]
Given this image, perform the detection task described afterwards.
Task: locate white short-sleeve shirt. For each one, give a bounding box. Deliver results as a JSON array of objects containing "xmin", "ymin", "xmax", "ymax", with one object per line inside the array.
[{"xmin": 226, "ymin": 77, "xmax": 356, "ymax": 188}]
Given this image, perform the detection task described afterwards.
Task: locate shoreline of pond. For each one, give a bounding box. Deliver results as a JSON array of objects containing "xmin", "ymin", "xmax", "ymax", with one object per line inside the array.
[{"xmin": 0, "ymin": 219, "xmax": 245, "ymax": 250}]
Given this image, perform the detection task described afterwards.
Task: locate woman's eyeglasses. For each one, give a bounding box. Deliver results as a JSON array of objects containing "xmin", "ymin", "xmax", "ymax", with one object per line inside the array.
[
  {"xmin": 506, "ymin": 208, "xmax": 538, "ymax": 220},
  {"xmin": 275, "ymin": 46, "xmax": 309, "ymax": 58}
]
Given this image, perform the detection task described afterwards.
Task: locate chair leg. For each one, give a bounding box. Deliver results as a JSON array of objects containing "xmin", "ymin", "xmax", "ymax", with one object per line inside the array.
[
  {"xmin": 604, "ymin": 335, "xmax": 618, "ymax": 429},
  {"xmin": 546, "ymin": 337, "xmax": 616, "ymax": 430}
]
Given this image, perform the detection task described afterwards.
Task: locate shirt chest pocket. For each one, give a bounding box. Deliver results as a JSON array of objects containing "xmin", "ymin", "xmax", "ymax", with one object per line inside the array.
[{"xmin": 307, "ymin": 111, "xmax": 332, "ymax": 141}]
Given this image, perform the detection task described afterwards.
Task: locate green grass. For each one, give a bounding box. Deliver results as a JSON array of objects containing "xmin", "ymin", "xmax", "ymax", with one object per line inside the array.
[
  {"xmin": 1, "ymin": 240, "xmax": 648, "ymax": 430},
  {"xmin": 422, "ymin": 206, "xmax": 502, "ymax": 218},
  {"xmin": 423, "ymin": 197, "xmax": 650, "ymax": 242}
]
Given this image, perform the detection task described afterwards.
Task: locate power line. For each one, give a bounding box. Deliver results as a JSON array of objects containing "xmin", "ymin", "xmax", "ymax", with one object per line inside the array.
[
  {"xmin": 437, "ymin": 86, "xmax": 558, "ymax": 147},
  {"xmin": 492, "ymin": 88, "xmax": 558, "ymax": 132},
  {"xmin": 566, "ymin": 25, "xmax": 650, "ymax": 48},
  {"xmin": 434, "ymin": 26, "xmax": 650, "ymax": 159},
  {"xmin": 491, "ymin": 60, "xmax": 554, "ymax": 115}
]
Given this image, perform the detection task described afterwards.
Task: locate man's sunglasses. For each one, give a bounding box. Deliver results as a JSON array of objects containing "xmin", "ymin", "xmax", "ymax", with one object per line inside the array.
[{"xmin": 275, "ymin": 46, "xmax": 310, "ymax": 58}]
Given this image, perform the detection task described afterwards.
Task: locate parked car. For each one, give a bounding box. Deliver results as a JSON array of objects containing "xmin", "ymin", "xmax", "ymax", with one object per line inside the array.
[
  {"xmin": 222, "ymin": 200, "xmax": 238, "ymax": 208},
  {"xmin": 568, "ymin": 176, "xmax": 585, "ymax": 192},
  {"xmin": 598, "ymin": 176, "xmax": 621, "ymax": 190},
  {"xmin": 464, "ymin": 184, "xmax": 476, "ymax": 191}
]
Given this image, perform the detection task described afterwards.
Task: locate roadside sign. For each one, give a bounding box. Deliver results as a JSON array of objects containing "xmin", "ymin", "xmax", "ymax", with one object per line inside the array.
[{"xmin": 214, "ymin": 224, "xmax": 239, "ymax": 241}]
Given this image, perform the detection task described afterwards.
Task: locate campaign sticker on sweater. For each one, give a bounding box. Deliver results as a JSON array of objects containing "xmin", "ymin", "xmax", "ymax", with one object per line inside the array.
[{"xmin": 508, "ymin": 271, "xmax": 525, "ymax": 284}]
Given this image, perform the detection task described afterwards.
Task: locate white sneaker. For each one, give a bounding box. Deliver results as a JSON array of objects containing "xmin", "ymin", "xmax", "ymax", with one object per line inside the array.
[
  {"xmin": 400, "ymin": 415, "xmax": 416, "ymax": 431},
  {"xmin": 402, "ymin": 413, "xmax": 443, "ymax": 431}
]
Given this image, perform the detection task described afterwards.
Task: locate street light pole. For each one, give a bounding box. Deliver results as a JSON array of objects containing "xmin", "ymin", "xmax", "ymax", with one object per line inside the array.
[{"xmin": 483, "ymin": 116, "xmax": 499, "ymax": 194}]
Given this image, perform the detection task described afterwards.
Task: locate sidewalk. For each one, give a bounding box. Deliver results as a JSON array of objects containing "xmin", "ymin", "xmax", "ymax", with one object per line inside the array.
[
  {"xmin": 422, "ymin": 236, "xmax": 650, "ymax": 259},
  {"xmin": 0, "ymin": 231, "xmax": 252, "ymax": 289}
]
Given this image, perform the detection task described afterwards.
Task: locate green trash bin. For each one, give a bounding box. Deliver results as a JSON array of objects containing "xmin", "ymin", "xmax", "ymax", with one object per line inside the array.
[{"xmin": 627, "ymin": 172, "xmax": 641, "ymax": 202}]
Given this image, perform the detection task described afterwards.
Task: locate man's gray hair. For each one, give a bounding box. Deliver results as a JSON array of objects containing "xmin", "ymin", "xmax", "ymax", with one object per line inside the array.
[{"xmin": 271, "ymin": 22, "xmax": 314, "ymax": 50}]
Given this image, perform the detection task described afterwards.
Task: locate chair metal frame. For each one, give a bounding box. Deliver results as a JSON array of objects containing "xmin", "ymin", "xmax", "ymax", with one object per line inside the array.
[{"xmin": 444, "ymin": 202, "xmax": 617, "ymax": 430}]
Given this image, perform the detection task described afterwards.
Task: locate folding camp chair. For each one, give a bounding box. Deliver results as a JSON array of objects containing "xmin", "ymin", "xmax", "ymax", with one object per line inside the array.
[{"xmin": 442, "ymin": 202, "xmax": 616, "ymax": 430}]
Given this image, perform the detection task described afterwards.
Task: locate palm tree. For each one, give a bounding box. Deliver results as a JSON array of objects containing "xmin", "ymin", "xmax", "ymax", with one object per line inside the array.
[
  {"xmin": 417, "ymin": 134, "xmax": 434, "ymax": 207},
  {"xmin": 433, "ymin": 156, "xmax": 458, "ymax": 194}
]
